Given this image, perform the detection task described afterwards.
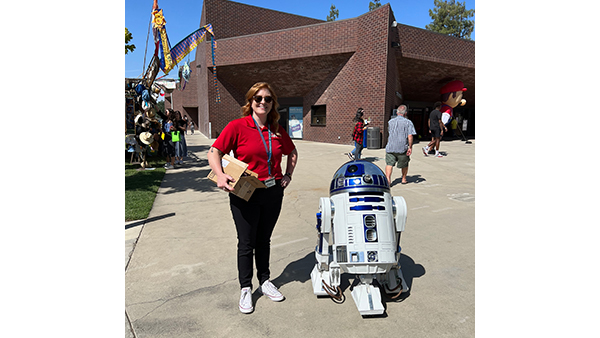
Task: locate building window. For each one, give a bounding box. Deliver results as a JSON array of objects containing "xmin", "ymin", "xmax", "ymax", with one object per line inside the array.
[{"xmin": 311, "ymin": 105, "xmax": 326, "ymax": 126}]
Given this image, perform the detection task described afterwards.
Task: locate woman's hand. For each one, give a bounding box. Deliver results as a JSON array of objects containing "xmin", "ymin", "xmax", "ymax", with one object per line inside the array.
[
  {"xmin": 207, "ymin": 146, "xmax": 235, "ymax": 192},
  {"xmin": 282, "ymin": 149, "xmax": 298, "ymax": 190},
  {"xmin": 281, "ymin": 175, "xmax": 291, "ymax": 189},
  {"xmin": 217, "ymin": 173, "xmax": 235, "ymax": 192}
]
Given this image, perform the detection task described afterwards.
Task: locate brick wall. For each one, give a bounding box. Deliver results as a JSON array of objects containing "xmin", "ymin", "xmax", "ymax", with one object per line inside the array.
[
  {"xmin": 214, "ymin": 20, "xmax": 356, "ymax": 67},
  {"xmin": 302, "ymin": 6, "xmax": 396, "ymax": 146},
  {"xmin": 196, "ymin": 0, "xmax": 330, "ymax": 138},
  {"xmin": 397, "ymin": 24, "xmax": 475, "ymax": 67},
  {"xmin": 204, "ymin": 0, "xmax": 324, "ymax": 40}
]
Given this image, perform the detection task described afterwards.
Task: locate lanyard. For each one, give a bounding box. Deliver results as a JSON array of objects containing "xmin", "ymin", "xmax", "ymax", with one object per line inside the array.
[{"xmin": 252, "ymin": 117, "xmax": 272, "ymax": 177}]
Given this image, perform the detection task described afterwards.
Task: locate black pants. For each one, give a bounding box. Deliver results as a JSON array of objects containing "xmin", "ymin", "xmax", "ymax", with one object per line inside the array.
[{"xmin": 229, "ymin": 181, "xmax": 284, "ymax": 289}]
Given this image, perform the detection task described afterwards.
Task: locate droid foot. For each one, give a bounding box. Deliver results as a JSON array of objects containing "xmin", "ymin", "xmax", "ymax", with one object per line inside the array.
[
  {"xmin": 310, "ymin": 265, "xmax": 330, "ymax": 296},
  {"xmin": 351, "ymin": 283, "xmax": 384, "ymax": 316}
]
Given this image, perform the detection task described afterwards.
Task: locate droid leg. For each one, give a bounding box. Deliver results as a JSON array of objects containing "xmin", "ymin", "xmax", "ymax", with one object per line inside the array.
[
  {"xmin": 310, "ymin": 227, "xmax": 331, "ymax": 296},
  {"xmin": 397, "ymin": 268, "xmax": 409, "ymax": 292},
  {"xmin": 384, "ymin": 195, "xmax": 409, "ymax": 297},
  {"xmin": 311, "ymin": 244, "xmax": 333, "ymax": 297},
  {"xmin": 311, "ymin": 262, "xmax": 341, "ymax": 298},
  {"xmin": 382, "ymin": 267, "xmax": 409, "ymax": 296},
  {"xmin": 351, "ymin": 275, "xmax": 384, "ymax": 316},
  {"xmin": 312, "ymin": 198, "xmax": 340, "ymax": 297}
]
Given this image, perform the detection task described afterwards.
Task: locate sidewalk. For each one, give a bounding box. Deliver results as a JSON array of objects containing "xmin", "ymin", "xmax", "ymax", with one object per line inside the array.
[{"xmin": 126, "ymin": 133, "xmax": 475, "ymax": 338}]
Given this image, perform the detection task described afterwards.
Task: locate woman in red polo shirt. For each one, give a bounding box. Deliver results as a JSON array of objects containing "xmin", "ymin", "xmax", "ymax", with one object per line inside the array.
[{"xmin": 207, "ymin": 82, "xmax": 298, "ymax": 314}]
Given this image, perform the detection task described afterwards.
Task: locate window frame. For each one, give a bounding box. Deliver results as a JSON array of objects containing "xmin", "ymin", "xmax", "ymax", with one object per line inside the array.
[{"xmin": 310, "ymin": 104, "xmax": 327, "ymax": 126}]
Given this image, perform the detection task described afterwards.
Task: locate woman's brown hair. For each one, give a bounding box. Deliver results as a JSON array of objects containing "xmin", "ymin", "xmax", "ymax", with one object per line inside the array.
[{"xmin": 241, "ymin": 82, "xmax": 280, "ymax": 135}]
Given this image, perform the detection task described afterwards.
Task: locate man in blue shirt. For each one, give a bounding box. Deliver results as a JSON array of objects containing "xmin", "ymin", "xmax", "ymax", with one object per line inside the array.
[{"xmin": 385, "ymin": 105, "xmax": 416, "ymax": 185}]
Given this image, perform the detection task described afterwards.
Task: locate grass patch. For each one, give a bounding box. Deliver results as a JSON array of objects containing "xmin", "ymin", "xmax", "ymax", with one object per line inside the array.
[{"xmin": 125, "ymin": 155, "xmax": 167, "ymax": 221}]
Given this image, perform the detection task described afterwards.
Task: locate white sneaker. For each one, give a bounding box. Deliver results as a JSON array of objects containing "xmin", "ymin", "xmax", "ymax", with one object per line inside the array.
[
  {"xmin": 259, "ymin": 280, "xmax": 284, "ymax": 301},
  {"xmin": 422, "ymin": 147, "xmax": 429, "ymax": 156},
  {"xmin": 239, "ymin": 287, "xmax": 254, "ymax": 314}
]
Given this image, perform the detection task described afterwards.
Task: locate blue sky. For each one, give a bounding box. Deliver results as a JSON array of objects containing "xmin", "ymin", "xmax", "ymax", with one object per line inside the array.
[{"xmin": 125, "ymin": 0, "xmax": 475, "ymax": 80}]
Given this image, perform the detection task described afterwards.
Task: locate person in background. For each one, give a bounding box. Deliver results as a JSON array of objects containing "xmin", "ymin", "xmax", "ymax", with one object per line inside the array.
[
  {"xmin": 450, "ymin": 116, "xmax": 458, "ymax": 139},
  {"xmin": 207, "ymin": 82, "xmax": 298, "ymax": 314},
  {"xmin": 384, "ymin": 105, "xmax": 416, "ymax": 185},
  {"xmin": 173, "ymin": 111, "xmax": 188, "ymax": 165},
  {"xmin": 162, "ymin": 109, "xmax": 176, "ymax": 169},
  {"xmin": 349, "ymin": 108, "xmax": 369, "ymax": 160},
  {"xmin": 422, "ymin": 101, "xmax": 446, "ymax": 158}
]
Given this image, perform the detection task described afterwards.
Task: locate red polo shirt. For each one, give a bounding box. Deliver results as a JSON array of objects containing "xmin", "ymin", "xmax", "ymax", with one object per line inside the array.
[{"xmin": 212, "ymin": 115, "xmax": 296, "ymax": 181}]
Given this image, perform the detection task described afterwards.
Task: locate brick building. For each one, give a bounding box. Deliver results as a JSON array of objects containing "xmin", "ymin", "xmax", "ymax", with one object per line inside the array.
[{"xmin": 166, "ymin": 0, "xmax": 475, "ymax": 146}]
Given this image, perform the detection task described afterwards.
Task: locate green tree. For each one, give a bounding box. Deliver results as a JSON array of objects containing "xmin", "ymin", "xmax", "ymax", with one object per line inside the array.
[
  {"xmin": 425, "ymin": 0, "xmax": 474, "ymax": 40},
  {"xmin": 156, "ymin": 100, "xmax": 165, "ymax": 114},
  {"xmin": 125, "ymin": 27, "xmax": 136, "ymax": 54},
  {"xmin": 369, "ymin": 0, "xmax": 382, "ymax": 11},
  {"xmin": 326, "ymin": 4, "xmax": 339, "ymax": 22}
]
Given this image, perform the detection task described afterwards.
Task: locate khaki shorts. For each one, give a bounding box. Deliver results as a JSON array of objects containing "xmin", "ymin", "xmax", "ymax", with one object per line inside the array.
[{"xmin": 386, "ymin": 152, "xmax": 410, "ymax": 168}]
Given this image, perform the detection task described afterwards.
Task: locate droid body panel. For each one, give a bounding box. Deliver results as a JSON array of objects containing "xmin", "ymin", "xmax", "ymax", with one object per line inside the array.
[{"xmin": 311, "ymin": 160, "xmax": 408, "ymax": 316}]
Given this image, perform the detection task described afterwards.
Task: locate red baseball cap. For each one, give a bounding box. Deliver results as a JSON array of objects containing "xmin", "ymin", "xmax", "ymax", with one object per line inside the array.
[{"xmin": 440, "ymin": 80, "xmax": 467, "ymax": 94}]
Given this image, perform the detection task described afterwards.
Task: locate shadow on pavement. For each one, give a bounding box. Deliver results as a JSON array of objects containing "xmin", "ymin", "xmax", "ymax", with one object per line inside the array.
[
  {"xmin": 270, "ymin": 250, "xmax": 425, "ymax": 309},
  {"xmin": 390, "ymin": 174, "xmax": 426, "ymax": 187},
  {"xmin": 158, "ymin": 145, "xmax": 221, "ymax": 195}
]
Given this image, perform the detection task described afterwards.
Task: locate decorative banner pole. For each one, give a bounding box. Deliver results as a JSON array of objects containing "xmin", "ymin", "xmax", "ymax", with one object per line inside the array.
[{"xmin": 144, "ymin": 0, "xmax": 220, "ymax": 102}]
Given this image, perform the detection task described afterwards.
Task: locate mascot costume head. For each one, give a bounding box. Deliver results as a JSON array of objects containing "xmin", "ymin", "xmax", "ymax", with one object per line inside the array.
[{"xmin": 440, "ymin": 80, "xmax": 467, "ymax": 125}]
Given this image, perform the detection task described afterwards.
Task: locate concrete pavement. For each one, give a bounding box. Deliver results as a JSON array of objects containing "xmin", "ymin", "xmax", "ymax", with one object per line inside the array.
[{"xmin": 126, "ymin": 133, "xmax": 475, "ymax": 338}]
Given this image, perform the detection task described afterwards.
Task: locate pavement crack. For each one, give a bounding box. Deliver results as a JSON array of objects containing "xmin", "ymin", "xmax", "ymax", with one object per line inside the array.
[
  {"xmin": 128, "ymin": 278, "xmax": 236, "ymax": 322},
  {"xmin": 272, "ymin": 245, "xmax": 313, "ymax": 264},
  {"xmin": 125, "ymin": 309, "xmax": 137, "ymax": 338}
]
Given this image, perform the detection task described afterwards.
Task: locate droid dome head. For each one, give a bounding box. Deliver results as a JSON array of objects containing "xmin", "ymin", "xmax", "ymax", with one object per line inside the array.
[{"xmin": 329, "ymin": 160, "xmax": 390, "ymax": 196}]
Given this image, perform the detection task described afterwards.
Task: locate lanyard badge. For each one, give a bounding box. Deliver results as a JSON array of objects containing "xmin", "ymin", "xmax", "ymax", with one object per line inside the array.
[{"xmin": 252, "ymin": 118, "xmax": 276, "ymax": 188}]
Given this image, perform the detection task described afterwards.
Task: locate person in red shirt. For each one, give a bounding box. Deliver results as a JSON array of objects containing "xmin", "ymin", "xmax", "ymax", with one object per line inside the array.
[
  {"xmin": 207, "ymin": 82, "xmax": 298, "ymax": 314},
  {"xmin": 349, "ymin": 108, "xmax": 369, "ymax": 160}
]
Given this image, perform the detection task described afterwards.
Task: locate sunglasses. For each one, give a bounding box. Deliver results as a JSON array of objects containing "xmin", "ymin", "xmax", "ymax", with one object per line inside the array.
[{"xmin": 253, "ymin": 95, "xmax": 273, "ymax": 103}]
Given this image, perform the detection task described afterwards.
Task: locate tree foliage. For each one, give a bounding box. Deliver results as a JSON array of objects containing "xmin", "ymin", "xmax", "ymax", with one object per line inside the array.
[
  {"xmin": 125, "ymin": 27, "xmax": 136, "ymax": 55},
  {"xmin": 425, "ymin": 0, "xmax": 474, "ymax": 40},
  {"xmin": 369, "ymin": 0, "xmax": 382, "ymax": 11},
  {"xmin": 156, "ymin": 100, "xmax": 165, "ymax": 114},
  {"xmin": 326, "ymin": 4, "xmax": 339, "ymax": 22}
]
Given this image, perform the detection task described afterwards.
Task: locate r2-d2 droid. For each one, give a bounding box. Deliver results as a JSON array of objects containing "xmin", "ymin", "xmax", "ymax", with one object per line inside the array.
[{"xmin": 310, "ymin": 160, "xmax": 409, "ymax": 316}]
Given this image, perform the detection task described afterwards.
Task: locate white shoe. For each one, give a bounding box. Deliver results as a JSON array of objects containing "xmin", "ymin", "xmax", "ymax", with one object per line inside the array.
[
  {"xmin": 422, "ymin": 147, "xmax": 429, "ymax": 156},
  {"xmin": 239, "ymin": 287, "xmax": 254, "ymax": 314},
  {"xmin": 259, "ymin": 280, "xmax": 284, "ymax": 301}
]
